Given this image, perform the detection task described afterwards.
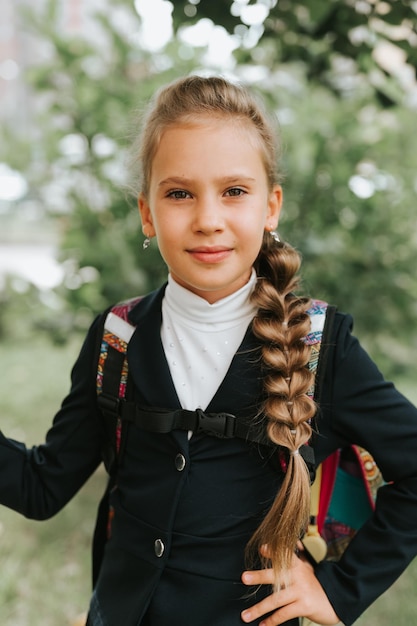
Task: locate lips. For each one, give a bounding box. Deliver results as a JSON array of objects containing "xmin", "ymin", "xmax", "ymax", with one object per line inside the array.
[{"xmin": 187, "ymin": 246, "xmax": 232, "ymax": 264}]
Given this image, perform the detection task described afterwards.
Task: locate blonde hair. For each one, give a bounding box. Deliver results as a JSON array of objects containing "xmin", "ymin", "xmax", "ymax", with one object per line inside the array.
[
  {"xmin": 128, "ymin": 74, "xmax": 281, "ymax": 197},
  {"xmin": 131, "ymin": 75, "xmax": 315, "ymax": 587},
  {"xmin": 249, "ymin": 233, "xmax": 315, "ymax": 585}
]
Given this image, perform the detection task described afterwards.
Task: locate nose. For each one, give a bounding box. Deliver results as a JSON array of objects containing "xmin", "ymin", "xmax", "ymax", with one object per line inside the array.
[{"xmin": 192, "ymin": 195, "xmax": 224, "ymax": 234}]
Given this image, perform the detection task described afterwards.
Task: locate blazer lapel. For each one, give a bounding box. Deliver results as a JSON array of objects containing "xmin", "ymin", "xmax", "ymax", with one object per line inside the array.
[
  {"xmin": 206, "ymin": 327, "xmax": 263, "ymax": 418},
  {"xmin": 127, "ymin": 286, "xmax": 181, "ymax": 409}
]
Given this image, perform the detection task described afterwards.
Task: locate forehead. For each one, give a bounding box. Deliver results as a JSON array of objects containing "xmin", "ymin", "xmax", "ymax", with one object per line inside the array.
[
  {"xmin": 152, "ymin": 117, "xmax": 266, "ymax": 172},
  {"xmin": 159, "ymin": 114, "xmax": 260, "ymax": 144}
]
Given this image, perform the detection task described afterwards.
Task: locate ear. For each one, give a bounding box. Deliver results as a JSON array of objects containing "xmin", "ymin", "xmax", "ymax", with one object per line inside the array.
[
  {"xmin": 138, "ymin": 193, "xmax": 156, "ymax": 237},
  {"xmin": 265, "ymin": 184, "xmax": 283, "ymax": 231}
]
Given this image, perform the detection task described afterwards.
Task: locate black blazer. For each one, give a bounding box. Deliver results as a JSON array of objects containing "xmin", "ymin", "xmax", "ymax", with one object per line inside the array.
[{"xmin": 1, "ymin": 285, "xmax": 417, "ymax": 626}]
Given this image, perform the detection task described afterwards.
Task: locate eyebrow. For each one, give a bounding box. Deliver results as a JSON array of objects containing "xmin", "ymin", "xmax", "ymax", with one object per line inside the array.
[{"xmin": 158, "ymin": 175, "xmax": 257, "ymax": 187}]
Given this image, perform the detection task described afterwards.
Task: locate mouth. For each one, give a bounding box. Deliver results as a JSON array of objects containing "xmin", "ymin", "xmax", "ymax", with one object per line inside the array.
[{"xmin": 187, "ymin": 246, "xmax": 233, "ymax": 264}]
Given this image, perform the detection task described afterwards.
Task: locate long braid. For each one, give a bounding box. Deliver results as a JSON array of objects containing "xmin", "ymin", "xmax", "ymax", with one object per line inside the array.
[{"xmin": 248, "ymin": 232, "xmax": 315, "ymax": 587}]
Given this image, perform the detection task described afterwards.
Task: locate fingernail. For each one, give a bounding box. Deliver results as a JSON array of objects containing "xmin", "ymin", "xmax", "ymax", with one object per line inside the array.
[
  {"xmin": 242, "ymin": 572, "xmax": 253, "ymax": 584},
  {"xmin": 241, "ymin": 610, "xmax": 252, "ymax": 622}
]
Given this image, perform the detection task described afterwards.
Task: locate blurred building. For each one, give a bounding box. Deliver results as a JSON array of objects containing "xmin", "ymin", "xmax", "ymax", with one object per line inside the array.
[
  {"xmin": 0, "ymin": 0, "xmax": 103, "ymax": 125},
  {"xmin": 0, "ymin": 0, "xmax": 29, "ymax": 125}
]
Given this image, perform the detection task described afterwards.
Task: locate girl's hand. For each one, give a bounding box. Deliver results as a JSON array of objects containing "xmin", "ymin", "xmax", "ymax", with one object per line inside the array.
[{"xmin": 240, "ymin": 543, "xmax": 340, "ymax": 626}]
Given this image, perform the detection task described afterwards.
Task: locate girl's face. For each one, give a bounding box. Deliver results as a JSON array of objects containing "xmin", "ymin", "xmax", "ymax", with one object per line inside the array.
[{"xmin": 139, "ymin": 118, "xmax": 282, "ymax": 303}]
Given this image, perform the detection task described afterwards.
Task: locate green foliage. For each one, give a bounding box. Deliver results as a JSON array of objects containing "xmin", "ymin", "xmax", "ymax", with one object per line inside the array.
[
  {"xmin": 171, "ymin": 0, "xmax": 417, "ymax": 105},
  {"xmin": 264, "ymin": 74, "xmax": 417, "ymax": 372}
]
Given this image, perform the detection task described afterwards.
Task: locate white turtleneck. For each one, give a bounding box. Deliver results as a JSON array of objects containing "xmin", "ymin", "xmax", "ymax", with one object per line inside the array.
[{"xmin": 161, "ymin": 271, "xmax": 257, "ymax": 411}]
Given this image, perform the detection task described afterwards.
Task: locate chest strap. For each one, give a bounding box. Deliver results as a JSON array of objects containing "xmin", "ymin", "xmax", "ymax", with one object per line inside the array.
[{"xmin": 98, "ymin": 392, "xmax": 315, "ymax": 469}]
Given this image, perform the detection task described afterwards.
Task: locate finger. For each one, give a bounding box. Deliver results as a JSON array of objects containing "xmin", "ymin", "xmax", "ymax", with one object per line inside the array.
[
  {"xmin": 259, "ymin": 543, "xmax": 272, "ymax": 558},
  {"xmin": 241, "ymin": 596, "xmax": 298, "ymax": 626},
  {"xmin": 241, "ymin": 584, "xmax": 296, "ymax": 622},
  {"xmin": 258, "ymin": 603, "xmax": 298, "ymax": 626},
  {"xmin": 241, "ymin": 568, "xmax": 275, "ymax": 586},
  {"xmin": 241, "ymin": 595, "xmax": 279, "ymax": 624}
]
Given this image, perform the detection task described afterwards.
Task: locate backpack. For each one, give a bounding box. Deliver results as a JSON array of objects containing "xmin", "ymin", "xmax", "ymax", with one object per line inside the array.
[{"xmin": 93, "ymin": 296, "xmax": 383, "ymax": 584}]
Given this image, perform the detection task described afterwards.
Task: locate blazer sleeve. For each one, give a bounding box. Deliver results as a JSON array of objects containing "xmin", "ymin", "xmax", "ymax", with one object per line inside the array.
[
  {"xmin": 314, "ymin": 312, "xmax": 417, "ymax": 625},
  {"xmin": 0, "ymin": 314, "xmax": 105, "ymax": 520}
]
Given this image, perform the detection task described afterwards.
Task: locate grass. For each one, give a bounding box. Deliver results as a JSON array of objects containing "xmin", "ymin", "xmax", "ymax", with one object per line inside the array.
[
  {"xmin": 0, "ymin": 335, "xmax": 106, "ymax": 626},
  {"xmin": 0, "ymin": 335, "xmax": 417, "ymax": 624}
]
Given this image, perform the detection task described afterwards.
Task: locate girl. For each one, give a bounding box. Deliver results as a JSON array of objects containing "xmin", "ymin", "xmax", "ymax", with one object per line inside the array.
[{"xmin": 1, "ymin": 75, "xmax": 417, "ymax": 626}]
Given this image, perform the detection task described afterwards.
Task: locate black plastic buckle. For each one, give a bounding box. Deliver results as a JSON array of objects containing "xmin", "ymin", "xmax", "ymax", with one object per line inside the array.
[
  {"xmin": 97, "ymin": 393, "xmax": 120, "ymax": 419},
  {"xmin": 196, "ymin": 409, "xmax": 236, "ymax": 438}
]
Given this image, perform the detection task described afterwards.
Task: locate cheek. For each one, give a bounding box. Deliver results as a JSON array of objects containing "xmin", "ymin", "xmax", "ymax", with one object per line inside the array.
[
  {"xmin": 151, "ymin": 212, "xmax": 171, "ymax": 237},
  {"xmin": 153, "ymin": 217, "xmax": 181, "ymax": 252},
  {"xmin": 238, "ymin": 206, "xmax": 268, "ymax": 232}
]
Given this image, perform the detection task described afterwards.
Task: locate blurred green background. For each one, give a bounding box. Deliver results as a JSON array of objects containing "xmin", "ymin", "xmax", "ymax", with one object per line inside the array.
[{"xmin": 1, "ymin": 0, "xmax": 417, "ymax": 623}]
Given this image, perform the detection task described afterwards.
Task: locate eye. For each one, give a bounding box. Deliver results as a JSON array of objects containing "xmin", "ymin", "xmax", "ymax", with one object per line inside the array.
[
  {"xmin": 167, "ymin": 189, "xmax": 191, "ymax": 200},
  {"xmin": 225, "ymin": 187, "xmax": 246, "ymax": 197}
]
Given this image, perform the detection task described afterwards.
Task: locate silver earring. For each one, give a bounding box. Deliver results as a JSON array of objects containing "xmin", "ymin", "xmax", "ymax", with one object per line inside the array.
[
  {"xmin": 143, "ymin": 237, "xmax": 151, "ymax": 250},
  {"xmin": 270, "ymin": 230, "xmax": 280, "ymax": 243}
]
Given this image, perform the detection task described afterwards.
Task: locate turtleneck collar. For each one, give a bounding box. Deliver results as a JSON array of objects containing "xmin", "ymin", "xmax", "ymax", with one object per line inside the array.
[
  {"xmin": 164, "ymin": 269, "xmax": 257, "ymax": 331},
  {"xmin": 161, "ymin": 270, "xmax": 258, "ymax": 411}
]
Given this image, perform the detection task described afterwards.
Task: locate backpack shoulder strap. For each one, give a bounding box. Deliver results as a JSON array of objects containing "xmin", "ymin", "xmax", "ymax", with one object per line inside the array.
[
  {"xmin": 96, "ymin": 296, "xmax": 142, "ymax": 471},
  {"xmin": 93, "ymin": 296, "xmax": 142, "ymax": 586},
  {"xmin": 304, "ymin": 298, "xmax": 337, "ymax": 403},
  {"xmin": 301, "ymin": 299, "xmax": 338, "ymax": 562}
]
